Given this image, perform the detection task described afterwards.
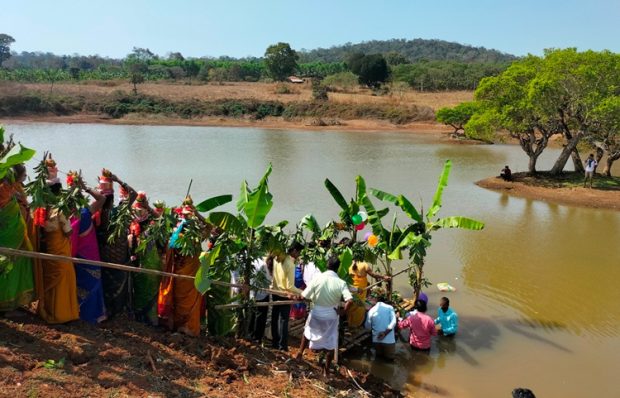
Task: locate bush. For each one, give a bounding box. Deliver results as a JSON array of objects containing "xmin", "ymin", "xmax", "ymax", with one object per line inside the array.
[
  {"xmin": 274, "ymin": 83, "xmax": 298, "ymax": 95},
  {"xmin": 322, "ymin": 72, "xmax": 358, "ymax": 92},
  {"xmin": 311, "ymin": 80, "xmax": 328, "ymax": 101}
]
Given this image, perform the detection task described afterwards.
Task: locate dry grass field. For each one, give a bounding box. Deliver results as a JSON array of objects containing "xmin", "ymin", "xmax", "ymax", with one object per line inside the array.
[{"xmin": 3, "ymin": 80, "xmax": 473, "ymax": 112}]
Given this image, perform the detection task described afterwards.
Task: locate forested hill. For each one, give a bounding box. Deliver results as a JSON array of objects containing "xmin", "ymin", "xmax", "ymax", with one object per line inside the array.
[{"xmin": 298, "ymin": 38, "xmax": 517, "ymax": 63}]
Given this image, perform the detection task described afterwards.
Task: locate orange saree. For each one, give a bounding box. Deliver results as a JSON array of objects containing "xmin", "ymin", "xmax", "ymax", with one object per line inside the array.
[{"xmin": 158, "ymin": 248, "xmax": 201, "ymax": 336}]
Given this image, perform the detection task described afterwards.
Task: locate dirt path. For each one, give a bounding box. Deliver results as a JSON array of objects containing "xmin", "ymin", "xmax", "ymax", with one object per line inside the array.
[
  {"xmin": 0, "ymin": 311, "xmax": 399, "ymax": 397},
  {"xmin": 476, "ymin": 173, "xmax": 620, "ymax": 211}
]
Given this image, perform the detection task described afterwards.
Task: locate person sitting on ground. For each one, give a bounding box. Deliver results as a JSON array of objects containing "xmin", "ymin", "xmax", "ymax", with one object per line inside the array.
[
  {"xmin": 435, "ymin": 297, "xmax": 458, "ymax": 336},
  {"xmin": 364, "ymin": 294, "xmax": 397, "ymax": 360},
  {"xmin": 296, "ymin": 255, "xmax": 353, "ymax": 376},
  {"xmin": 583, "ymin": 153, "xmax": 597, "ymax": 188},
  {"xmin": 398, "ymin": 299, "xmax": 437, "ymax": 352},
  {"xmin": 500, "ymin": 165, "xmax": 512, "ymax": 181}
]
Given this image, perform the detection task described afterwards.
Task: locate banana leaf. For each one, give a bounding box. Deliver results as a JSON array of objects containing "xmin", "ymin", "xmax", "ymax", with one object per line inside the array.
[
  {"xmin": 388, "ymin": 232, "xmax": 424, "ymax": 260},
  {"xmin": 0, "ymin": 144, "xmax": 36, "ymax": 179},
  {"xmin": 427, "ymin": 160, "xmax": 452, "ymax": 220},
  {"xmin": 324, "ymin": 178, "xmax": 349, "ymax": 211},
  {"xmin": 243, "ymin": 164, "xmax": 273, "ymax": 228},
  {"xmin": 195, "ymin": 194, "xmax": 233, "ymax": 213},
  {"xmin": 370, "ymin": 188, "xmax": 399, "ymax": 204},
  {"xmin": 338, "ymin": 247, "xmax": 353, "ymax": 283},
  {"xmin": 195, "ymin": 245, "xmax": 222, "ymax": 293},
  {"xmin": 208, "ymin": 211, "xmax": 246, "ymax": 236},
  {"xmin": 299, "ymin": 213, "xmax": 321, "ymax": 236},
  {"xmin": 433, "ymin": 216, "xmax": 485, "ymax": 230}
]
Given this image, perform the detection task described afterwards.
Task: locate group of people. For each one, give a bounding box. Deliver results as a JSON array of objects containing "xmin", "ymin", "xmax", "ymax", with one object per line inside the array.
[
  {"xmin": 0, "ymin": 155, "xmax": 208, "ymax": 337},
  {"xmin": 365, "ymin": 294, "xmax": 459, "ymax": 360},
  {"xmin": 1, "ymin": 150, "xmax": 460, "ymax": 378}
]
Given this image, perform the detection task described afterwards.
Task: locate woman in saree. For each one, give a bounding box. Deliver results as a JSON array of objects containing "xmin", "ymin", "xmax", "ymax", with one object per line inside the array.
[
  {"xmin": 94, "ymin": 169, "xmax": 137, "ymax": 317},
  {"xmin": 158, "ymin": 197, "xmax": 207, "ymax": 337},
  {"xmin": 0, "ymin": 168, "xmax": 35, "ymax": 313},
  {"xmin": 128, "ymin": 192, "xmax": 162, "ymax": 325},
  {"xmin": 35, "ymin": 159, "xmax": 79, "ymax": 324},
  {"xmin": 67, "ymin": 172, "xmax": 107, "ymax": 324}
]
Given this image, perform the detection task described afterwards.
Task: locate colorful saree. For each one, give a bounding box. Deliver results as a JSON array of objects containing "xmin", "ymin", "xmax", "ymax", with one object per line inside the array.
[
  {"xmin": 96, "ymin": 207, "xmax": 131, "ymax": 317},
  {"xmin": 0, "ymin": 197, "xmax": 35, "ymax": 312},
  {"xmin": 133, "ymin": 244, "xmax": 162, "ymax": 325},
  {"xmin": 158, "ymin": 248, "xmax": 201, "ymax": 336},
  {"xmin": 36, "ymin": 210, "xmax": 79, "ymax": 324},
  {"xmin": 70, "ymin": 208, "xmax": 106, "ymax": 324}
]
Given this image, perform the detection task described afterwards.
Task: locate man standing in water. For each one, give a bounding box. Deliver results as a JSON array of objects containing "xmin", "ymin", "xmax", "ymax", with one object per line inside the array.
[
  {"xmin": 296, "ymin": 255, "xmax": 353, "ymax": 376},
  {"xmin": 365, "ymin": 294, "xmax": 397, "ymax": 360},
  {"xmin": 435, "ymin": 297, "xmax": 458, "ymax": 336}
]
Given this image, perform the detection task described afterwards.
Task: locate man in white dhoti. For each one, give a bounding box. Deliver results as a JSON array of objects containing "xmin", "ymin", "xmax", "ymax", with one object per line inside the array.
[{"xmin": 295, "ymin": 256, "xmax": 353, "ymax": 376}]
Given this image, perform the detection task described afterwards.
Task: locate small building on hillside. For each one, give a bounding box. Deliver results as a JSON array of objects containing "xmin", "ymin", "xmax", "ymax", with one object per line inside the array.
[{"xmin": 287, "ymin": 76, "xmax": 304, "ymax": 84}]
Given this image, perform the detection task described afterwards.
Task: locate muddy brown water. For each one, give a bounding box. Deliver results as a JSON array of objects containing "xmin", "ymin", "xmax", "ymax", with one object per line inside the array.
[{"xmin": 6, "ymin": 122, "xmax": 620, "ymax": 397}]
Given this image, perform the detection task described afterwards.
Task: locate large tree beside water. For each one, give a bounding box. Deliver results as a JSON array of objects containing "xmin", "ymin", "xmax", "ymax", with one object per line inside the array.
[{"xmin": 466, "ymin": 48, "xmax": 620, "ymax": 175}]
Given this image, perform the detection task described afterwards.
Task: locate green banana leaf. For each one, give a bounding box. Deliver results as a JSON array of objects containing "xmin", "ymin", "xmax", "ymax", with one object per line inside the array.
[
  {"xmin": 357, "ymin": 180, "xmax": 389, "ymax": 236},
  {"xmin": 388, "ymin": 232, "xmax": 424, "ymax": 260},
  {"xmin": 324, "ymin": 178, "xmax": 349, "ymax": 211},
  {"xmin": 195, "ymin": 194, "xmax": 233, "ymax": 213},
  {"xmin": 338, "ymin": 247, "xmax": 353, "ymax": 283},
  {"xmin": 0, "ymin": 144, "xmax": 36, "ymax": 179},
  {"xmin": 243, "ymin": 164, "xmax": 273, "ymax": 228},
  {"xmin": 433, "ymin": 216, "xmax": 485, "ymax": 230},
  {"xmin": 371, "ymin": 188, "xmax": 422, "ymax": 223},
  {"xmin": 237, "ymin": 179, "xmax": 249, "ymax": 213},
  {"xmin": 427, "ymin": 160, "xmax": 452, "ymax": 220},
  {"xmin": 299, "ymin": 213, "xmax": 321, "ymax": 236},
  {"xmin": 195, "ymin": 245, "xmax": 223, "ymax": 294},
  {"xmin": 207, "ymin": 211, "xmax": 246, "ymax": 236},
  {"xmin": 370, "ymin": 188, "xmax": 399, "ymax": 204}
]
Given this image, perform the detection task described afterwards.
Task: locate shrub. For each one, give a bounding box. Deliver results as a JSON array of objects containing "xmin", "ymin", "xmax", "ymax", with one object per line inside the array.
[{"xmin": 322, "ymin": 72, "xmax": 358, "ymax": 92}]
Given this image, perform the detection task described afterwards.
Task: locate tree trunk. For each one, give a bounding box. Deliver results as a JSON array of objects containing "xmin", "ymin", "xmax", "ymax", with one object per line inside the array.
[
  {"xmin": 594, "ymin": 147, "xmax": 604, "ymax": 173},
  {"xmin": 528, "ymin": 155, "xmax": 538, "ymax": 174},
  {"xmin": 571, "ymin": 148, "xmax": 585, "ymax": 173},
  {"xmin": 550, "ymin": 131, "xmax": 584, "ymax": 176},
  {"xmin": 604, "ymin": 152, "xmax": 620, "ymax": 176}
]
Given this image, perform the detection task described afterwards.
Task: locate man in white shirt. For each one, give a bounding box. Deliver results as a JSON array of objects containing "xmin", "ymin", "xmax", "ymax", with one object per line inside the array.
[
  {"xmin": 365, "ymin": 296, "xmax": 397, "ymax": 360},
  {"xmin": 296, "ymin": 256, "xmax": 353, "ymax": 376},
  {"xmin": 583, "ymin": 153, "xmax": 597, "ymax": 188}
]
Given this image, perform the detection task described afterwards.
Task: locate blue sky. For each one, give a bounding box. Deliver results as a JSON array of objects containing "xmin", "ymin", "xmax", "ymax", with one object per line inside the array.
[{"xmin": 3, "ymin": 0, "xmax": 619, "ymax": 58}]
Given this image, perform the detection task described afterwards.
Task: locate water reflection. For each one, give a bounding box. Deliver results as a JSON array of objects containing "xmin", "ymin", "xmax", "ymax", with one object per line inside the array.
[{"xmin": 6, "ymin": 122, "xmax": 620, "ymax": 398}]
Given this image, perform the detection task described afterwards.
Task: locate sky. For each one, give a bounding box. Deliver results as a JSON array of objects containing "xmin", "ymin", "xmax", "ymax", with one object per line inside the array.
[{"xmin": 3, "ymin": 0, "xmax": 619, "ymax": 59}]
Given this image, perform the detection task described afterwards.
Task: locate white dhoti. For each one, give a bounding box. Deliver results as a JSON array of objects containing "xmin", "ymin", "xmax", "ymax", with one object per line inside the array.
[{"xmin": 304, "ymin": 305, "xmax": 339, "ymax": 350}]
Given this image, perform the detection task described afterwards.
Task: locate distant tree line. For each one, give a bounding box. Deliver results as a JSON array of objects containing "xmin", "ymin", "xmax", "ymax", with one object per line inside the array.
[{"xmin": 0, "ymin": 34, "xmax": 514, "ymax": 92}]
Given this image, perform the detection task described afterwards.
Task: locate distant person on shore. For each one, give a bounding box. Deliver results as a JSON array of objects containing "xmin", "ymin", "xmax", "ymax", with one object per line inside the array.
[
  {"xmin": 434, "ymin": 297, "xmax": 458, "ymax": 336},
  {"xmin": 365, "ymin": 294, "xmax": 397, "ymax": 360},
  {"xmin": 512, "ymin": 387, "xmax": 536, "ymax": 398},
  {"xmin": 500, "ymin": 165, "xmax": 512, "ymax": 181},
  {"xmin": 398, "ymin": 299, "xmax": 437, "ymax": 352},
  {"xmin": 583, "ymin": 154, "xmax": 597, "ymax": 188}
]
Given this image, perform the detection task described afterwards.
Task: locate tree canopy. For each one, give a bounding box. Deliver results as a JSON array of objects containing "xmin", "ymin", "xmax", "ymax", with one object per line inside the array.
[
  {"xmin": 346, "ymin": 53, "xmax": 389, "ymax": 88},
  {"xmin": 264, "ymin": 42, "xmax": 299, "ymax": 81},
  {"xmin": 0, "ymin": 34, "xmax": 15, "ymax": 67},
  {"xmin": 467, "ymin": 48, "xmax": 620, "ymax": 175}
]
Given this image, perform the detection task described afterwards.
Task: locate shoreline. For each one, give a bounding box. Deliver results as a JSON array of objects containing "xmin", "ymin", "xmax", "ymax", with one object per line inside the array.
[
  {"xmin": 0, "ymin": 113, "xmax": 487, "ymax": 145},
  {"xmin": 476, "ymin": 174, "xmax": 620, "ymax": 211}
]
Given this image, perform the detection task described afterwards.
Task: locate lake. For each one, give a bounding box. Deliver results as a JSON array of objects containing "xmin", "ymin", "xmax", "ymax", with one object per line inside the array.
[{"xmin": 5, "ymin": 122, "xmax": 620, "ymax": 397}]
